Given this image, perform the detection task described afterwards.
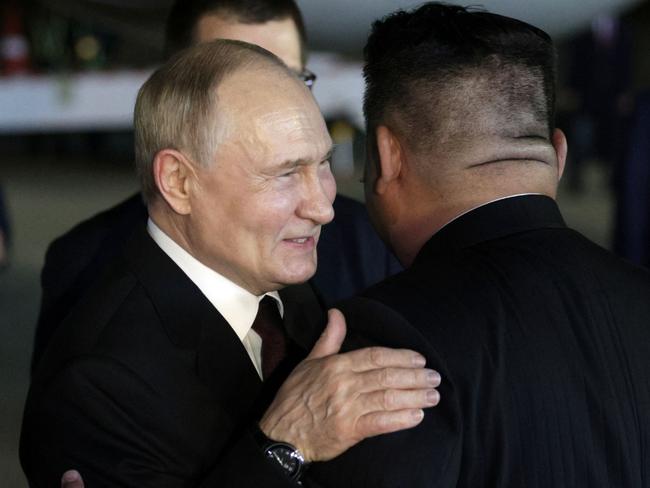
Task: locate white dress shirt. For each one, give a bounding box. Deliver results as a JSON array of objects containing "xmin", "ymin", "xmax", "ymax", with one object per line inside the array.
[{"xmin": 147, "ymin": 219, "xmax": 283, "ymax": 379}]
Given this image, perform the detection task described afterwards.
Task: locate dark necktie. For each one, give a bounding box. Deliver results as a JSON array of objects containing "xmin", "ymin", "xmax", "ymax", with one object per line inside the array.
[{"xmin": 252, "ymin": 296, "xmax": 287, "ymax": 379}]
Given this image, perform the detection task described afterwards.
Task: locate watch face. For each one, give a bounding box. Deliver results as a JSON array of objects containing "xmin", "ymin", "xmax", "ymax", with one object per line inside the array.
[{"xmin": 267, "ymin": 444, "xmax": 301, "ymax": 477}]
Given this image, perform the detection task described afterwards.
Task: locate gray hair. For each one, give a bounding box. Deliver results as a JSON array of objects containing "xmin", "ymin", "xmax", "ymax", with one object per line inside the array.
[{"xmin": 134, "ymin": 39, "xmax": 288, "ymax": 203}]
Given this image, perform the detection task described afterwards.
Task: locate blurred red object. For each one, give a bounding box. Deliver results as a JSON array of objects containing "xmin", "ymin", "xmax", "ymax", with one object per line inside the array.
[{"xmin": 1, "ymin": 2, "xmax": 31, "ymax": 75}]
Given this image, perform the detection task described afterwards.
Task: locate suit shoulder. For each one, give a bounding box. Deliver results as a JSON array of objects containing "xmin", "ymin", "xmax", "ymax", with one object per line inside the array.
[
  {"xmin": 331, "ymin": 195, "xmax": 377, "ymax": 233},
  {"xmin": 46, "ymin": 193, "xmax": 145, "ymax": 258},
  {"xmin": 332, "ymin": 194, "xmax": 366, "ymax": 215},
  {"xmin": 36, "ymin": 243, "xmax": 167, "ymax": 361}
]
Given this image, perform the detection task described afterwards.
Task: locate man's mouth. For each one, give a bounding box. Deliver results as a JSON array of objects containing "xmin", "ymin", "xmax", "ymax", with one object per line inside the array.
[
  {"xmin": 283, "ymin": 227, "xmax": 321, "ymax": 247},
  {"xmin": 282, "ymin": 231, "xmax": 320, "ymax": 248}
]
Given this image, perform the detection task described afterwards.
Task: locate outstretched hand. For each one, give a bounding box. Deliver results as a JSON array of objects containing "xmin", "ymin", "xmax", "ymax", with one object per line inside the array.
[
  {"xmin": 59, "ymin": 310, "xmax": 441, "ymax": 481},
  {"xmin": 259, "ymin": 308, "xmax": 441, "ymax": 462}
]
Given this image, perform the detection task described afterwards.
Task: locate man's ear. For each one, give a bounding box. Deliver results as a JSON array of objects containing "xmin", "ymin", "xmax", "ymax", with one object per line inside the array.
[
  {"xmin": 374, "ymin": 125, "xmax": 404, "ymax": 195},
  {"xmin": 551, "ymin": 128, "xmax": 568, "ymax": 181},
  {"xmin": 152, "ymin": 149, "xmax": 195, "ymax": 215}
]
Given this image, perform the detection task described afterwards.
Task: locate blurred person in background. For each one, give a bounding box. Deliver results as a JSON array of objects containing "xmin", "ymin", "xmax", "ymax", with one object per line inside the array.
[
  {"xmin": 31, "ymin": 0, "xmax": 400, "ymax": 373},
  {"xmin": 613, "ymin": 89, "xmax": 650, "ymax": 268},
  {"xmin": 564, "ymin": 15, "xmax": 632, "ymax": 192},
  {"xmin": 0, "ymin": 184, "xmax": 10, "ymax": 269}
]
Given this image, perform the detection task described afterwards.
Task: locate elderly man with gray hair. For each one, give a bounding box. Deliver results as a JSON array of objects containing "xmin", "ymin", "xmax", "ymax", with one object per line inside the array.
[{"xmin": 20, "ymin": 40, "xmax": 440, "ymax": 487}]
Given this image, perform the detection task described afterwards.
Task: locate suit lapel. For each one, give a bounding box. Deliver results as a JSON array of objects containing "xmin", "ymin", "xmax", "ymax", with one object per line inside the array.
[
  {"xmin": 124, "ymin": 226, "xmax": 326, "ymax": 419},
  {"xmin": 195, "ymin": 312, "xmax": 263, "ymax": 418},
  {"xmin": 250, "ymin": 283, "xmax": 326, "ymax": 416},
  {"xmin": 280, "ymin": 283, "xmax": 326, "ymax": 351},
  {"xmin": 123, "ymin": 224, "xmax": 262, "ymax": 419}
]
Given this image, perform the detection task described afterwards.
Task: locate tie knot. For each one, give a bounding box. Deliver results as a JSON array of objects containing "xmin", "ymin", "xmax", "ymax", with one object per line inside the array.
[
  {"xmin": 260, "ymin": 295, "xmax": 279, "ymax": 311},
  {"xmin": 252, "ymin": 296, "xmax": 287, "ymax": 379},
  {"xmin": 253, "ymin": 296, "xmax": 282, "ymax": 334}
]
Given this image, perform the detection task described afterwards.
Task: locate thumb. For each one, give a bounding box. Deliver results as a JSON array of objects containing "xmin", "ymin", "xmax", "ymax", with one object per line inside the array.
[
  {"xmin": 306, "ymin": 308, "xmax": 347, "ymax": 359},
  {"xmin": 61, "ymin": 470, "xmax": 84, "ymax": 488}
]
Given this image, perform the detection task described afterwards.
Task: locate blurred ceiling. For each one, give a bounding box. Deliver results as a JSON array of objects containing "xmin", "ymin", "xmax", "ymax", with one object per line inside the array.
[
  {"xmin": 42, "ymin": 0, "xmax": 646, "ymax": 54},
  {"xmin": 300, "ymin": 0, "xmax": 645, "ymax": 53}
]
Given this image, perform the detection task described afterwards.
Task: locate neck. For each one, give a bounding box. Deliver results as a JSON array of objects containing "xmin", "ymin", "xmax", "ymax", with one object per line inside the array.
[
  {"xmin": 385, "ymin": 134, "xmax": 563, "ymax": 267},
  {"xmin": 148, "ymin": 199, "xmax": 194, "ymax": 256},
  {"xmin": 388, "ymin": 177, "xmax": 556, "ymax": 267}
]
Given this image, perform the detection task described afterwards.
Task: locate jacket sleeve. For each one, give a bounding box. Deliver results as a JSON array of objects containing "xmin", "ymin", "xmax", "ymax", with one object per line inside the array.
[{"xmin": 20, "ymin": 356, "xmax": 303, "ymax": 488}]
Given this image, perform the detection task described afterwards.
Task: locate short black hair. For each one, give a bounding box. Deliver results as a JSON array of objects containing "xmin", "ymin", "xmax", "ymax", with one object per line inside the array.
[
  {"xmin": 363, "ymin": 2, "xmax": 556, "ymax": 155},
  {"xmin": 164, "ymin": 0, "xmax": 307, "ymax": 64}
]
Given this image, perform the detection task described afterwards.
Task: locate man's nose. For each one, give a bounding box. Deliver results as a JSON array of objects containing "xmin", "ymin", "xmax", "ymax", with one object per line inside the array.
[{"xmin": 298, "ymin": 174, "xmax": 335, "ymax": 225}]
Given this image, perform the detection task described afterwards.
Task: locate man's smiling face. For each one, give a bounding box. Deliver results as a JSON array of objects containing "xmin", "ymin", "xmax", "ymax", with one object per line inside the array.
[{"xmin": 186, "ymin": 67, "xmax": 335, "ymax": 294}]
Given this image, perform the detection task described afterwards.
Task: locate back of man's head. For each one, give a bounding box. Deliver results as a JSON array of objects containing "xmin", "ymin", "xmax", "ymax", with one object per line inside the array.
[
  {"xmin": 363, "ymin": 2, "xmax": 556, "ymax": 161},
  {"xmin": 164, "ymin": 0, "xmax": 307, "ymax": 62}
]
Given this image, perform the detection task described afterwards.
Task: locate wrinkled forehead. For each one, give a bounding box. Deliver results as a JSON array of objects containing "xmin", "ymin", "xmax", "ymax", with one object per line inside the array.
[
  {"xmin": 216, "ymin": 68, "xmax": 330, "ymax": 161},
  {"xmin": 216, "ymin": 66, "xmax": 319, "ymax": 132},
  {"xmin": 257, "ymin": 105, "xmax": 330, "ymax": 150}
]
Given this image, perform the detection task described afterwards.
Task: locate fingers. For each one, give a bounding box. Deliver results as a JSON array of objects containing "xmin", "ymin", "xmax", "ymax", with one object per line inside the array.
[
  {"xmin": 61, "ymin": 470, "xmax": 84, "ymax": 488},
  {"xmin": 306, "ymin": 308, "xmax": 347, "ymax": 359},
  {"xmin": 356, "ymin": 408, "xmax": 426, "ymax": 438},
  {"xmin": 340, "ymin": 346, "xmax": 427, "ymax": 372},
  {"xmin": 362, "ymin": 387, "xmax": 440, "ymax": 413},
  {"xmin": 357, "ymin": 366, "xmax": 441, "ymax": 393}
]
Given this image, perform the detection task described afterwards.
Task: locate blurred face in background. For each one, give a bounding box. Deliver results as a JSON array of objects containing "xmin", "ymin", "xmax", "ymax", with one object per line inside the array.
[{"xmin": 195, "ymin": 13, "xmax": 303, "ymax": 71}]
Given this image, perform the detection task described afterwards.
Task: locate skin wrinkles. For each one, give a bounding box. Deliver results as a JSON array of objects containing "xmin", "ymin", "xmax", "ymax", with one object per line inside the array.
[
  {"xmin": 431, "ymin": 135, "xmax": 560, "ymax": 207},
  {"xmin": 461, "ymin": 137, "xmax": 557, "ymax": 170},
  {"xmin": 224, "ymin": 76, "xmax": 330, "ymax": 173},
  {"xmin": 181, "ymin": 68, "xmax": 335, "ymax": 295},
  {"xmin": 226, "ymin": 106, "xmax": 331, "ymax": 179},
  {"xmin": 191, "ymin": 12, "xmax": 310, "ymax": 170},
  {"xmin": 269, "ymin": 150, "xmax": 334, "ymax": 175},
  {"xmin": 165, "ymin": 22, "xmax": 333, "ymax": 294},
  {"xmin": 363, "ymin": 110, "xmax": 565, "ymax": 267}
]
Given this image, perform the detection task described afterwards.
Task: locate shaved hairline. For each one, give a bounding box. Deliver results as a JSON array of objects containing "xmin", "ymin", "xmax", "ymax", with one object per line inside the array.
[{"xmin": 383, "ymin": 60, "xmax": 551, "ymax": 162}]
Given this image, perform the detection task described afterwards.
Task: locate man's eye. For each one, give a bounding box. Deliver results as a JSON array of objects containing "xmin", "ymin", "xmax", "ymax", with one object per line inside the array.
[{"xmin": 279, "ymin": 170, "xmax": 298, "ymax": 178}]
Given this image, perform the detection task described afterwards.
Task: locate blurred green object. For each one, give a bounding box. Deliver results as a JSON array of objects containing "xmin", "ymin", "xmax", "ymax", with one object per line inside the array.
[{"xmin": 29, "ymin": 13, "xmax": 70, "ymax": 72}]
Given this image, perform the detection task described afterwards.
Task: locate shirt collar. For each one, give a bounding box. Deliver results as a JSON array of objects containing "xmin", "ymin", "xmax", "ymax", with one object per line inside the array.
[
  {"xmin": 414, "ymin": 194, "xmax": 565, "ymax": 264},
  {"xmin": 438, "ymin": 193, "xmax": 543, "ymax": 233},
  {"xmin": 147, "ymin": 218, "xmax": 283, "ymax": 342}
]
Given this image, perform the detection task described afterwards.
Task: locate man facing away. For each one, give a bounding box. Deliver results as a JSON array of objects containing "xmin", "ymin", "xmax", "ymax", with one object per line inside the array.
[
  {"xmin": 32, "ymin": 0, "xmax": 401, "ymax": 372},
  {"xmin": 21, "ymin": 41, "xmax": 440, "ymax": 487},
  {"xmin": 308, "ymin": 3, "xmax": 650, "ymax": 487}
]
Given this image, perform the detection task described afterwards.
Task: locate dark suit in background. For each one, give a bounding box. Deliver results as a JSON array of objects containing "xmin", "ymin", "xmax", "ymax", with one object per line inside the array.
[
  {"xmin": 32, "ymin": 192, "xmax": 399, "ymax": 371},
  {"xmin": 312, "ymin": 195, "xmax": 402, "ymax": 305},
  {"xmin": 0, "ymin": 184, "xmax": 10, "ymax": 245},
  {"xmin": 614, "ymin": 90, "xmax": 650, "ymax": 268},
  {"xmin": 0, "ymin": 184, "xmax": 11, "ymax": 267},
  {"xmin": 311, "ymin": 195, "xmax": 650, "ymax": 487},
  {"xmin": 21, "ymin": 224, "xmax": 325, "ymax": 487}
]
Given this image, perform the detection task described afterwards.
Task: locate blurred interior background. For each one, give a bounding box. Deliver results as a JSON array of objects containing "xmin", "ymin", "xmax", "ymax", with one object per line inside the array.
[{"xmin": 1, "ymin": 0, "xmax": 650, "ymax": 485}]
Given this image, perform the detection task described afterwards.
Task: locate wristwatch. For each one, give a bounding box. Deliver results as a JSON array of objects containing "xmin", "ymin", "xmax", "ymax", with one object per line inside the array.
[{"xmin": 253, "ymin": 426, "xmax": 308, "ymax": 483}]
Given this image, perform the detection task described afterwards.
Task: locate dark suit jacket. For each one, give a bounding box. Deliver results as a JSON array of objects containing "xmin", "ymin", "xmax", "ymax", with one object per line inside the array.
[
  {"xmin": 32, "ymin": 193, "xmax": 400, "ymax": 371},
  {"xmin": 311, "ymin": 195, "xmax": 650, "ymax": 487},
  {"xmin": 21, "ymin": 224, "xmax": 326, "ymax": 487}
]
